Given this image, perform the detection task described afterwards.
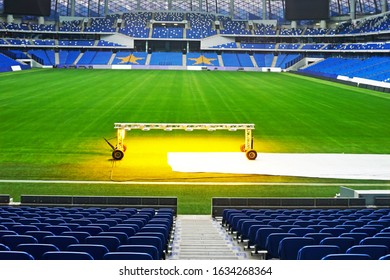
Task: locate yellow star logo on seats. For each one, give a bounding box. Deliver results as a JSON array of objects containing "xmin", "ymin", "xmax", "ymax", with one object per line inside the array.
[
  {"xmin": 189, "ymin": 55, "xmax": 216, "ymax": 65},
  {"xmin": 117, "ymin": 54, "xmax": 144, "ymax": 64}
]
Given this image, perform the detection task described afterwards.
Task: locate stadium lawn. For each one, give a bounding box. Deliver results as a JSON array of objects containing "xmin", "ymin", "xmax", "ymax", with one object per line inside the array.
[{"xmin": 1, "ymin": 69, "xmax": 390, "ymax": 213}]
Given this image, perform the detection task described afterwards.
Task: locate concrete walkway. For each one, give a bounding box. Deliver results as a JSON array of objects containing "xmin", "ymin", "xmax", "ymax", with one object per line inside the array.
[{"xmin": 169, "ymin": 215, "xmax": 250, "ymax": 260}]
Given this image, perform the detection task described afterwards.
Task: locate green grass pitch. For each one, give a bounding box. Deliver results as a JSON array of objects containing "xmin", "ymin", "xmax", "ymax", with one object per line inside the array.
[{"xmin": 1, "ymin": 69, "xmax": 390, "ymax": 213}]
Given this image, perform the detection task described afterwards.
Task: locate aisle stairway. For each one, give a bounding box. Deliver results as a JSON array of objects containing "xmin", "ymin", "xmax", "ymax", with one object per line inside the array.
[{"xmin": 169, "ymin": 215, "xmax": 251, "ymax": 260}]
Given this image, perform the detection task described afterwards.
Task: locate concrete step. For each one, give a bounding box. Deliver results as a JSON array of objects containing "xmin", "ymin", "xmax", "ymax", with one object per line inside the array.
[{"xmin": 168, "ymin": 215, "xmax": 251, "ymax": 260}]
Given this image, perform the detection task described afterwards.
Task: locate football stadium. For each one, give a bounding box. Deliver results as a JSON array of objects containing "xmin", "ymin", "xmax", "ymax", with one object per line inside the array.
[{"xmin": 1, "ymin": 0, "xmax": 390, "ymax": 265}]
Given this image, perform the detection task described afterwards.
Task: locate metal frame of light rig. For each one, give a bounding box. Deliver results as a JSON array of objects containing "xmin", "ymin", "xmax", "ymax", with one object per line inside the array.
[{"xmin": 110, "ymin": 123, "xmax": 257, "ymax": 160}]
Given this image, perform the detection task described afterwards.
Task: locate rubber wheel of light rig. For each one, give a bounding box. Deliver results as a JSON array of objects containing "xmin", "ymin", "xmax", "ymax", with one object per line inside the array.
[
  {"xmin": 112, "ymin": 149, "xmax": 124, "ymax": 160},
  {"xmin": 240, "ymin": 144, "xmax": 246, "ymax": 152},
  {"xmin": 246, "ymin": 149, "xmax": 257, "ymax": 160}
]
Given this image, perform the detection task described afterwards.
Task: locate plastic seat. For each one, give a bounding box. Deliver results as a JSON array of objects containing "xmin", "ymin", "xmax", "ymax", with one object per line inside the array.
[
  {"xmin": 84, "ymin": 236, "xmax": 121, "ymax": 252},
  {"xmin": 297, "ymin": 245, "xmax": 341, "ymax": 260},
  {"xmin": 239, "ymin": 221, "xmax": 267, "ymax": 242},
  {"xmin": 0, "ymin": 244, "xmax": 10, "ymax": 251},
  {"xmin": 0, "ymin": 251, "xmax": 34, "ymax": 260},
  {"xmin": 42, "ymin": 251, "xmax": 93, "ymax": 260},
  {"xmin": 117, "ymin": 245, "xmax": 159, "ymax": 260},
  {"xmin": 375, "ymin": 233, "xmax": 390, "ymax": 238},
  {"xmin": 303, "ymin": 233, "xmax": 333, "ymax": 244},
  {"xmin": 1, "ymin": 235, "xmax": 38, "ymax": 250},
  {"xmin": 67, "ymin": 244, "xmax": 109, "ymax": 260},
  {"xmin": 76, "ymin": 226, "xmax": 103, "ymax": 235},
  {"xmin": 351, "ymin": 227, "xmax": 377, "ymax": 236},
  {"xmin": 0, "ymin": 230, "xmax": 18, "ymax": 237},
  {"xmin": 247, "ymin": 225, "xmax": 272, "ymax": 248},
  {"xmin": 322, "ymin": 253, "xmax": 372, "ymax": 260},
  {"xmin": 16, "ymin": 243, "xmax": 59, "ymax": 260},
  {"xmin": 254, "ymin": 228, "xmax": 284, "ymax": 251},
  {"xmin": 109, "ymin": 226, "xmax": 136, "ymax": 238},
  {"xmin": 346, "ymin": 245, "xmax": 389, "ymax": 260},
  {"xmin": 98, "ymin": 232, "xmax": 128, "ymax": 244},
  {"xmin": 265, "ymin": 233, "xmax": 297, "ymax": 259},
  {"xmin": 42, "ymin": 236, "xmax": 79, "ymax": 250},
  {"xmin": 278, "ymin": 237, "xmax": 315, "ymax": 260},
  {"xmin": 10, "ymin": 225, "xmax": 40, "ymax": 234},
  {"xmin": 320, "ymin": 237, "xmax": 356, "ymax": 253},
  {"xmin": 24, "ymin": 231, "xmax": 55, "ymax": 243},
  {"xmin": 62, "ymin": 231, "xmax": 91, "ymax": 243},
  {"xmin": 359, "ymin": 237, "xmax": 390, "ymax": 249},
  {"xmin": 288, "ymin": 227, "xmax": 316, "ymax": 237},
  {"xmin": 127, "ymin": 236, "xmax": 163, "ymax": 259},
  {"xmin": 103, "ymin": 252, "xmax": 153, "ymax": 260},
  {"xmin": 379, "ymin": 254, "xmax": 390, "ymax": 260},
  {"xmin": 139, "ymin": 226, "xmax": 169, "ymax": 242},
  {"xmin": 43, "ymin": 225, "xmax": 71, "ymax": 235}
]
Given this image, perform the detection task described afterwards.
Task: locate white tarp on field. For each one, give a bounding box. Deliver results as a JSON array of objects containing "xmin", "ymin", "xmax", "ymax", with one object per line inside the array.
[{"xmin": 168, "ymin": 152, "xmax": 390, "ymax": 180}]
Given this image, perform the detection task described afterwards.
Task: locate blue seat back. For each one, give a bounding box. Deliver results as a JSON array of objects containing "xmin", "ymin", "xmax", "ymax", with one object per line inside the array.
[
  {"xmin": 322, "ymin": 253, "xmax": 372, "ymax": 260},
  {"xmin": 297, "ymin": 245, "xmax": 340, "ymax": 260},
  {"xmin": 42, "ymin": 251, "xmax": 93, "ymax": 260},
  {"xmin": 347, "ymin": 245, "xmax": 389, "ymax": 260},
  {"xmin": 265, "ymin": 233, "xmax": 297, "ymax": 259},
  {"xmin": 103, "ymin": 252, "xmax": 153, "ymax": 260},
  {"xmin": 67, "ymin": 244, "xmax": 109, "ymax": 260},
  {"xmin": 320, "ymin": 237, "xmax": 356, "ymax": 253},
  {"xmin": 278, "ymin": 237, "xmax": 315, "ymax": 260},
  {"xmin": 0, "ymin": 251, "xmax": 34, "ymax": 260},
  {"xmin": 16, "ymin": 243, "xmax": 59, "ymax": 260},
  {"xmin": 117, "ymin": 245, "xmax": 159, "ymax": 260}
]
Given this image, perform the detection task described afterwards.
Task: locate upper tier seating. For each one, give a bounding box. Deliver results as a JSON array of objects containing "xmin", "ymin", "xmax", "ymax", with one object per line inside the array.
[
  {"xmin": 186, "ymin": 13, "xmax": 217, "ymax": 39},
  {"xmin": 119, "ymin": 12, "xmax": 151, "ymax": 38}
]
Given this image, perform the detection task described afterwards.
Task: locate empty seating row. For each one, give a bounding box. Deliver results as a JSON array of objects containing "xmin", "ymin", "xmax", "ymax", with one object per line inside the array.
[
  {"xmin": 222, "ymin": 208, "xmax": 390, "ymax": 260},
  {"xmin": 0, "ymin": 206, "xmax": 174, "ymax": 260}
]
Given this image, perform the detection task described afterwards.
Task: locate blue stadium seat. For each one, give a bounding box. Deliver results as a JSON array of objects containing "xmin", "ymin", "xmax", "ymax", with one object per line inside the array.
[
  {"xmin": 288, "ymin": 227, "xmax": 316, "ymax": 237},
  {"xmin": 0, "ymin": 251, "xmax": 34, "ymax": 260},
  {"xmin": 61, "ymin": 231, "xmax": 91, "ymax": 243},
  {"xmin": 297, "ymin": 245, "xmax": 341, "ymax": 260},
  {"xmin": 0, "ymin": 235, "xmax": 38, "ymax": 250},
  {"xmin": 360, "ymin": 237, "xmax": 390, "ymax": 249},
  {"xmin": 42, "ymin": 251, "xmax": 93, "ymax": 260},
  {"xmin": 67, "ymin": 244, "xmax": 109, "ymax": 260},
  {"xmin": 84, "ymin": 236, "xmax": 121, "ymax": 252},
  {"xmin": 265, "ymin": 233, "xmax": 297, "ymax": 259},
  {"xmin": 127, "ymin": 236, "xmax": 164, "ymax": 259},
  {"xmin": 319, "ymin": 227, "xmax": 348, "ymax": 236},
  {"xmin": 303, "ymin": 233, "xmax": 333, "ymax": 244},
  {"xmin": 278, "ymin": 237, "xmax": 315, "ymax": 260},
  {"xmin": 379, "ymin": 254, "xmax": 390, "ymax": 260},
  {"xmin": 254, "ymin": 228, "xmax": 284, "ymax": 252},
  {"xmin": 322, "ymin": 253, "xmax": 372, "ymax": 260},
  {"xmin": 103, "ymin": 252, "xmax": 153, "ymax": 260},
  {"xmin": 346, "ymin": 245, "xmax": 389, "ymax": 260},
  {"xmin": 117, "ymin": 245, "xmax": 159, "ymax": 260},
  {"xmin": 42, "ymin": 236, "xmax": 79, "ymax": 250},
  {"xmin": 16, "ymin": 243, "xmax": 59, "ymax": 260},
  {"xmin": 320, "ymin": 237, "xmax": 355, "ymax": 253},
  {"xmin": 0, "ymin": 244, "xmax": 10, "ymax": 251}
]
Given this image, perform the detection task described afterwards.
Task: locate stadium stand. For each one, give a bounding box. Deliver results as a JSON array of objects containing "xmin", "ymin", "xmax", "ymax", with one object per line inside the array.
[
  {"xmin": 219, "ymin": 206, "xmax": 390, "ymax": 260},
  {"xmin": 0, "ymin": 204, "xmax": 175, "ymax": 260},
  {"xmin": 149, "ymin": 52, "xmax": 183, "ymax": 66}
]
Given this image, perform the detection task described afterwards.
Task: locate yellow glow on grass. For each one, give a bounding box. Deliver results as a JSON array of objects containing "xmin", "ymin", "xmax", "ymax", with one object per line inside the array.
[{"xmin": 108, "ymin": 134, "xmax": 244, "ymax": 181}]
